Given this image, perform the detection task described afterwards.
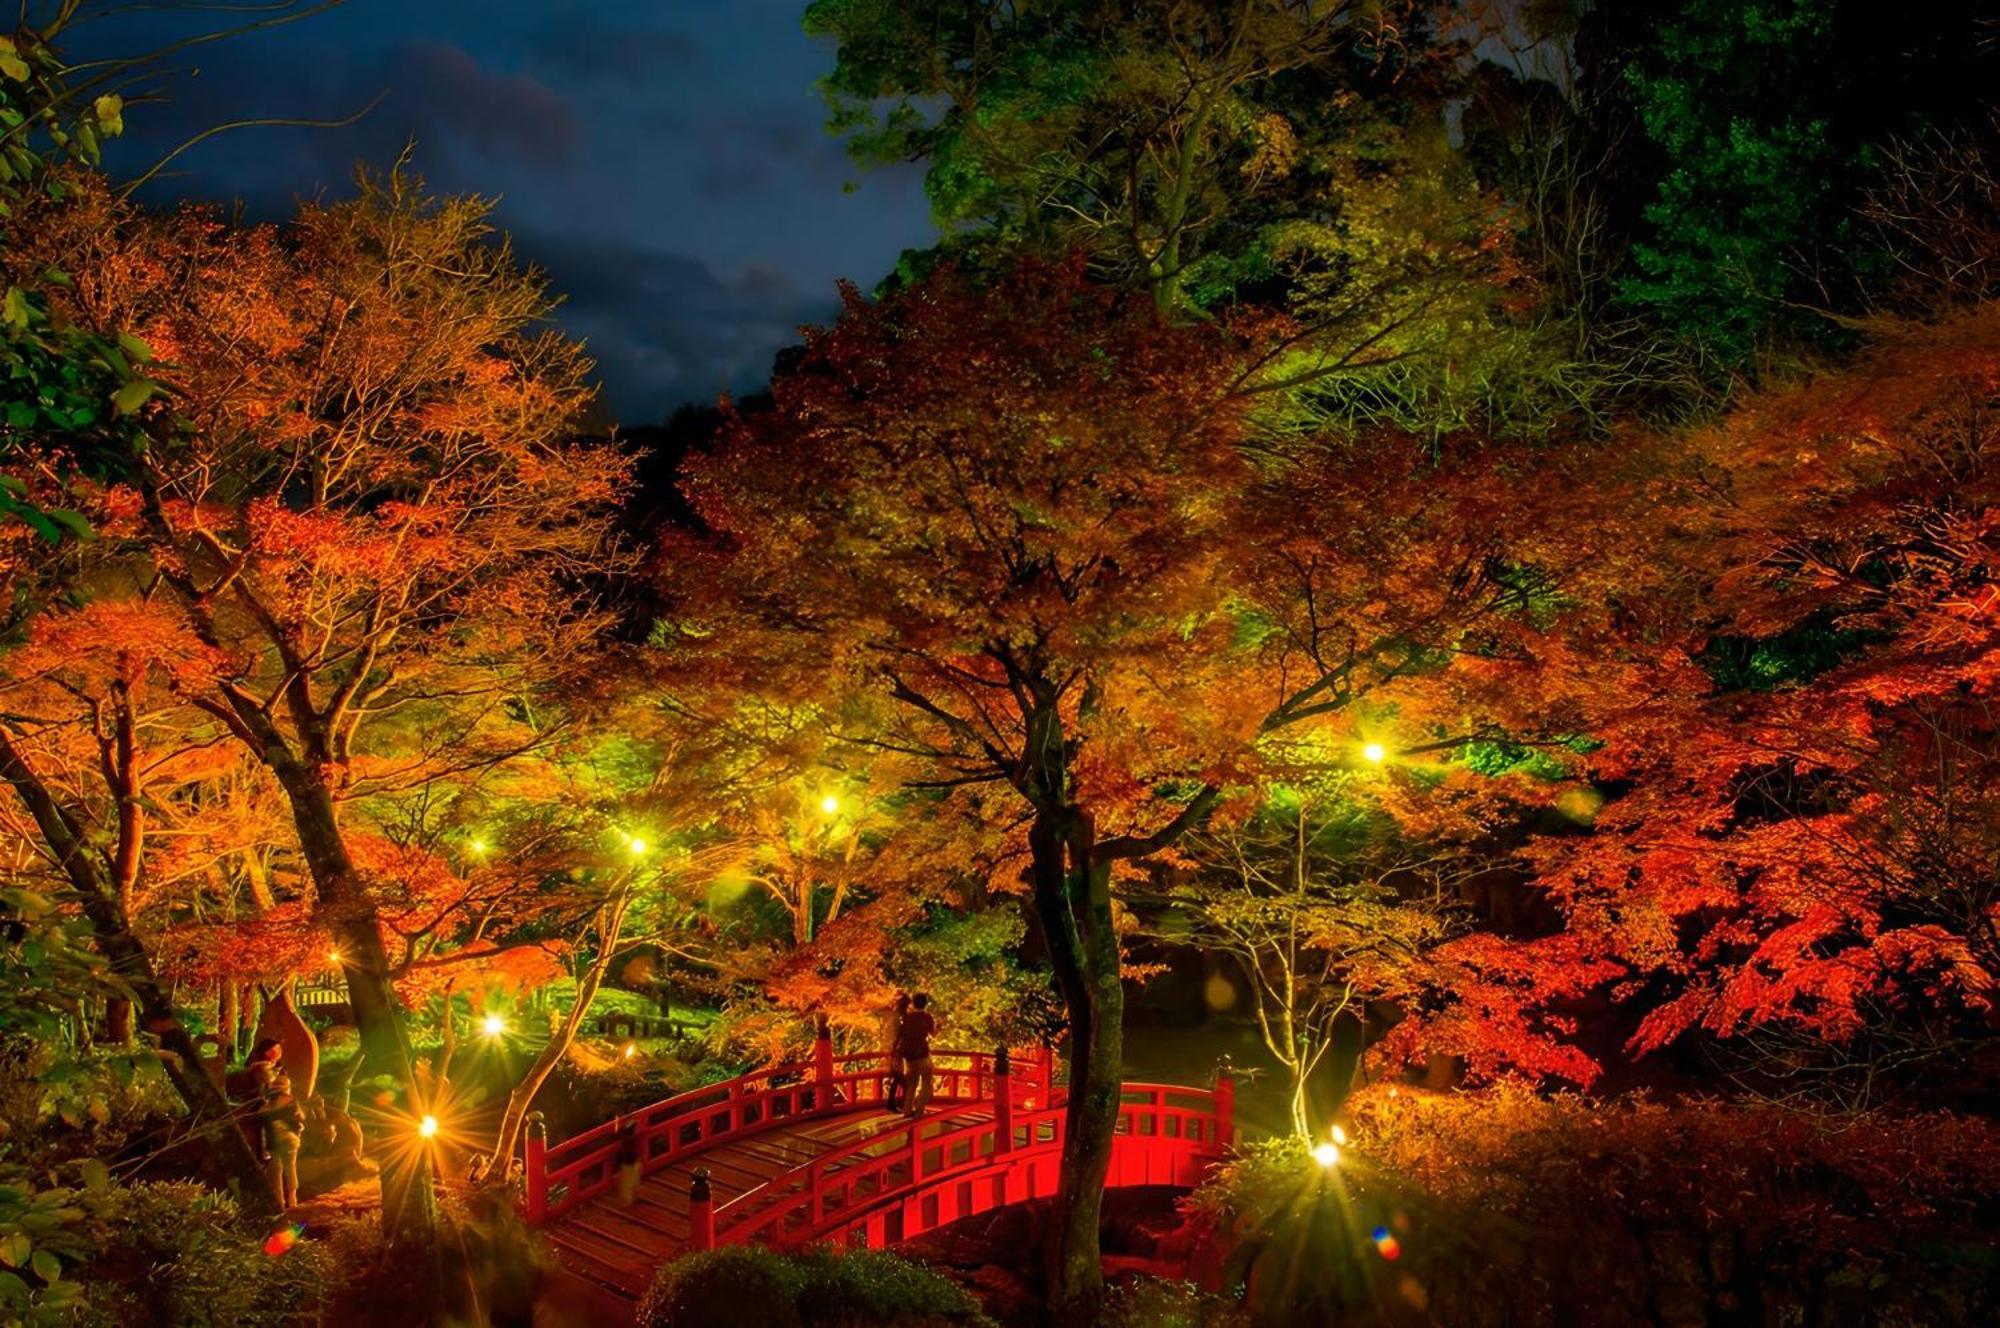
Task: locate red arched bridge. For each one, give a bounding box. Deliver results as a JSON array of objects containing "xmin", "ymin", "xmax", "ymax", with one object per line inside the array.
[{"xmin": 522, "ymin": 1033, "xmax": 1237, "ymax": 1300}]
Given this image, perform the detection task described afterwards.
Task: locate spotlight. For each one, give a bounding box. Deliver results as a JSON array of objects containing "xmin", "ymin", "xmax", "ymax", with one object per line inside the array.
[
  {"xmin": 1362, "ymin": 742, "xmax": 1387, "ymax": 764},
  {"xmin": 481, "ymin": 1014, "xmax": 506, "ymax": 1038},
  {"xmin": 418, "ymin": 1114, "xmax": 439, "ymax": 1140},
  {"xmin": 1311, "ymin": 1141, "xmax": 1340, "ymax": 1167}
]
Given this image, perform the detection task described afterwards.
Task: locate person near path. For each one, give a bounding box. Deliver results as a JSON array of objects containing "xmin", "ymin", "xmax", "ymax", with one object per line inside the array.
[
  {"xmin": 247, "ymin": 1039, "xmax": 305, "ymax": 1207},
  {"xmin": 898, "ymin": 993, "xmax": 937, "ymax": 1119},
  {"xmin": 883, "ymin": 992, "xmax": 911, "ymax": 1112}
]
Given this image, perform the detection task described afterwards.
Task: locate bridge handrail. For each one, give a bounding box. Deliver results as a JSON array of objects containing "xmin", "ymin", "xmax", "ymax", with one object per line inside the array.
[
  {"xmin": 525, "ymin": 1041, "xmax": 1049, "ymax": 1222},
  {"xmin": 712, "ymin": 1079, "xmax": 1229, "ymax": 1250}
]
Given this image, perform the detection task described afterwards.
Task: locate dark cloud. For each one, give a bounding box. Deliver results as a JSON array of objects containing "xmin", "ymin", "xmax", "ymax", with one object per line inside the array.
[
  {"xmin": 525, "ymin": 17, "xmax": 701, "ymax": 82},
  {"xmin": 382, "ymin": 42, "xmax": 581, "ymax": 167},
  {"xmin": 520, "ymin": 231, "xmax": 835, "ymax": 426},
  {"xmin": 690, "ymin": 104, "xmax": 857, "ymax": 200},
  {"xmin": 74, "ymin": 0, "xmax": 936, "ymax": 420}
]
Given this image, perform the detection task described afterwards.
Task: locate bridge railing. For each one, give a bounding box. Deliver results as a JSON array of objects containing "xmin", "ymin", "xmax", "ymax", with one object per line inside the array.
[
  {"xmin": 710, "ymin": 1074, "xmax": 1233, "ymax": 1252},
  {"xmin": 523, "ymin": 1024, "xmax": 1054, "ymax": 1223}
]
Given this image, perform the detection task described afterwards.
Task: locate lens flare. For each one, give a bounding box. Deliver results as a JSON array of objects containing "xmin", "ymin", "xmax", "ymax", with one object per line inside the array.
[
  {"xmin": 481, "ymin": 1013, "xmax": 505, "ymax": 1037},
  {"xmin": 1362, "ymin": 742, "xmax": 1387, "ymax": 764},
  {"xmin": 819, "ymin": 794, "xmax": 840, "ymax": 815},
  {"xmin": 262, "ymin": 1223, "xmax": 304, "ymax": 1257},
  {"xmin": 1311, "ymin": 1142, "xmax": 1340, "ymax": 1167},
  {"xmin": 418, "ymin": 1114, "xmax": 439, "ymax": 1139},
  {"xmin": 1331, "ymin": 1124, "xmax": 1349, "ymax": 1145}
]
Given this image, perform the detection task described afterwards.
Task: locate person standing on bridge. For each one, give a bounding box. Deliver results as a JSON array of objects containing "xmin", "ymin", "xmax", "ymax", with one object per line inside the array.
[
  {"xmin": 883, "ymin": 992, "xmax": 911, "ymax": 1112},
  {"xmin": 898, "ymin": 993, "xmax": 936, "ymax": 1118}
]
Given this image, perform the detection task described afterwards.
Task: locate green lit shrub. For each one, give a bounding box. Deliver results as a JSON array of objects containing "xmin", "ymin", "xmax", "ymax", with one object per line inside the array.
[
  {"xmin": 639, "ymin": 1246, "xmax": 991, "ymax": 1328},
  {"xmin": 69, "ymin": 1181, "xmax": 332, "ymax": 1326},
  {"xmin": 1094, "ymin": 1277, "xmax": 1246, "ymax": 1328}
]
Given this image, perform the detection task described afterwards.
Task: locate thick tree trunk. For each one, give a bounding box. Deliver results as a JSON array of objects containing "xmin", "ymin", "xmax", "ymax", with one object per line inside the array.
[
  {"xmin": 104, "ymin": 997, "xmax": 135, "ymax": 1047},
  {"xmin": 1028, "ymin": 815, "xmax": 1123, "ymax": 1320},
  {"xmin": 0, "ymin": 735, "xmax": 278, "ymax": 1219},
  {"xmin": 268, "ymin": 762, "xmax": 436, "ymax": 1245}
]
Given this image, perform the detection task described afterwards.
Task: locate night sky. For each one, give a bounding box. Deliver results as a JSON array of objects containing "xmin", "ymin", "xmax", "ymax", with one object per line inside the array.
[{"xmin": 84, "ymin": 1, "xmax": 936, "ymax": 425}]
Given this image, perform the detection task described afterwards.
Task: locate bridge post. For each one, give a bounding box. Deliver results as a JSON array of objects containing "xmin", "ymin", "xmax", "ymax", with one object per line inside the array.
[
  {"xmin": 813, "ymin": 1012, "xmax": 835, "ymax": 1113},
  {"xmin": 689, "ymin": 1167, "xmax": 714, "ymax": 1250},
  {"xmin": 992, "ymin": 1045, "xmax": 1013, "ymax": 1155},
  {"xmin": 1213, "ymin": 1057, "xmax": 1236, "ymax": 1147},
  {"xmin": 524, "ymin": 1112, "xmax": 547, "ymax": 1224}
]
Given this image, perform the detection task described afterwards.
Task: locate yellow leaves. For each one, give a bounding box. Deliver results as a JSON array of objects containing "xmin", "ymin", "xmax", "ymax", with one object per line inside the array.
[
  {"xmin": 91, "ymin": 93, "xmax": 122, "ymax": 138},
  {"xmin": 1241, "ymin": 112, "xmax": 1299, "ymax": 184},
  {"xmin": 0, "ymin": 35, "xmax": 27, "ymax": 82}
]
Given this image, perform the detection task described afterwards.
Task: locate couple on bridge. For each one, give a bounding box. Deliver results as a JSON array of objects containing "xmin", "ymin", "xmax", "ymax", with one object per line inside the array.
[{"xmin": 883, "ymin": 991, "xmax": 936, "ymax": 1118}]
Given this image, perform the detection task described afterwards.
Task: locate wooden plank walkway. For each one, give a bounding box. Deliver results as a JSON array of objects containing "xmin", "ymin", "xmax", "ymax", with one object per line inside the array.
[{"xmin": 541, "ymin": 1105, "xmax": 994, "ymax": 1300}]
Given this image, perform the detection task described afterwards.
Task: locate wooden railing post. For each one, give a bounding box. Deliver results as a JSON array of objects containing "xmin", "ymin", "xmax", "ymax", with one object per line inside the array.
[
  {"xmin": 1213, "ymin": 1056, "xmax": 1236, "ymax": 1147},
  {"xmin": 992, "ymin": 1045, "xmax": 1013, "ymax": 1155},
  {"xmin": 689, "ymin": 1167, "xmax": 715, "ymax": 1250},
  {"xmin": 524, "ymin": 1111, "xmax": 548, "ymax": 1224},
  {"xmin": 813, "ymin": 1012, "xmax": 835, "ymax": 1114}
]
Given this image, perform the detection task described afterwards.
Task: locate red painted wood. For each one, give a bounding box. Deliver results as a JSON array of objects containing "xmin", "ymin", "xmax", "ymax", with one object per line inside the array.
[{"xmin": 532, "ymin": 1045, "xmax": 1231, "ymax": 1303}]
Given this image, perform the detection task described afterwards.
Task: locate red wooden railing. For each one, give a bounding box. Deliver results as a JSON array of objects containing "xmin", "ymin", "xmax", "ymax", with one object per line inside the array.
[
  {"xmin": 711, "ymin": 1078, "xmax": 1232, "ymax": 1253},
  {"xmin": 523, "ymin": 1027, "xmax": 1234, "ymax": 1250},
  {"xmin": 523, "ymin": 1028, "xmax": 1057, "ymax": 1223}
]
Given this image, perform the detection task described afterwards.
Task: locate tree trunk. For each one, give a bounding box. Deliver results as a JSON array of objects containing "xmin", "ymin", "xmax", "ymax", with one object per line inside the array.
[
  {"xmin": 0, "ymin": 734, "xmax": 278, "ymax": 1220},
  {"xmin": 486, "ymin": 894, "xmax": 630, "ymax": 1178},
  {"xmin": 1028, "ymin": 814, "xmax": 1123, "ymax": 1320},
  {"xmin": 104, "ymin": 997, "xmax": 135, "ymax": 1047},
  {"xmin": 219, "ymin": 983, "xmax": 240, "ymax": 1060},
  {"xmin": 268, "ymin": 762, "xmax": 436, "ymax": 1245}
]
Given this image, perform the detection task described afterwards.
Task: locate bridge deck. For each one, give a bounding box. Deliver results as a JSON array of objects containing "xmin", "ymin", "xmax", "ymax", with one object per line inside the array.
[{"xmin": 543, "ymin": 1104, "xmax": 994, "ymax": 1299}]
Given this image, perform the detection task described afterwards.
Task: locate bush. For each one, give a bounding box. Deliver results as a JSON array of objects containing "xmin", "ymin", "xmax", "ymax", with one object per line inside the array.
[
  {"xmin": 1095, "ymin": 1277, "xmax": 1246, "ymax": 1328},
  {"xmin": 70, "ymin": 1181, "xmax": 332, "ymax": 1326},
  {"xmin": 639, "ymin": 1246, "xmax": 991, "ymax": 1328},
  {"xmin": 321, "ymin": 1185, "xmax": 548, "ymax": 1326},
  {"xmin": 1185, "ymin": 1086, "xmax": 2000, "ymax": 1327}
]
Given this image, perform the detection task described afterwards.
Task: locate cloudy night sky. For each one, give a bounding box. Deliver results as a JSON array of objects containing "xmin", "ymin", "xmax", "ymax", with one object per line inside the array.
[{"xmin": 84, "ymin": 1, "xmax": 936, "ymax": 426}]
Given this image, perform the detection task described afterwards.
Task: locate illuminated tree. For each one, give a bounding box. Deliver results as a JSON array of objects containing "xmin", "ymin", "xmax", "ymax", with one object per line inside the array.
[
  {"xmin": 668, "ymin": 259, "xmax": 1603, "ymax": 1307},
  {"xmin": 27, "ymin": 168, "xmax": 631, "ymax": 1240},
  {"xmin": 1139, "ymin": 788, "xmax": 1458, "ymax": 1135},
  {"xmin": 1529, "ymin": 305, "xmax": 2000, "ymax": 1100}
]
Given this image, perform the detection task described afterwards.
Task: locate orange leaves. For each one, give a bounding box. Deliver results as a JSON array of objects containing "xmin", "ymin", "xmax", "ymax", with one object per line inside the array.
[{"xmin": 8, "ymin": 599, "xmax": 224, "ymax": 694}]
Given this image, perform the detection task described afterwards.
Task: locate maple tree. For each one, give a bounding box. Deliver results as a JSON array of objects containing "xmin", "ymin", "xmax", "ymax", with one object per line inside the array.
[
  {"xmin": 15, "ymin": 167, "xmax": 633, "ymax": 1240},
  {"xmin": 0, "ymin": 595, "xmax": 279, "ymax": 1214},
  {"xmin": 1520, "ymin": 304, "xmax": 2000, "ymax": 1101},
  {"xmin": 665, "ymin": 257, "xmax": 1622, "ymax": 1309}
]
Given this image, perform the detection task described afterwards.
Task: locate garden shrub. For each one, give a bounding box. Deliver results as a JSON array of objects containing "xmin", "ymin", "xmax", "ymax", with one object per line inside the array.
[
  {"xmin": 1094, "ymin": 1277, "xmax": 1246, "ymax": 1328},
  {"xmin": 1184, "ymin": 1086, "xmax": 2000, "ymax": 1327},
  {"xmin": 69, "ymin": 1181, "xmax": 332, "ymax": 1326},
  {"xmin": 321, "ymin": 1186, "xmax": 548, "ymax": 1326},
  {"xmin": 639, "ymin": 1245, "xmax": 991, "ymax": 1328}
]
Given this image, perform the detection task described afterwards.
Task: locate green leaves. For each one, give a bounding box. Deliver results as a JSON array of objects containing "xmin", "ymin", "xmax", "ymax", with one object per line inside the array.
[{"xmin": 109, "ymin": 376, "xmax": 158, "ymax": 417}]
